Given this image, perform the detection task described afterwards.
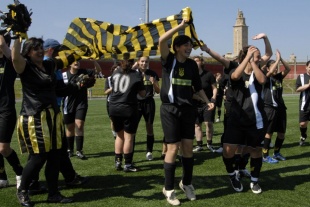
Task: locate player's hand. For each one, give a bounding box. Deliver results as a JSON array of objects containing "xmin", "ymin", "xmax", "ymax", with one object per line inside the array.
[{"xmin": 207, "ymin": 103, "xmax": 215, "ymax": 111}]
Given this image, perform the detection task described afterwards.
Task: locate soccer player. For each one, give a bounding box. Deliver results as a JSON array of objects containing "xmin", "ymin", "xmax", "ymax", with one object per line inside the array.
[
  {"xmin": 109, "ymin": 59, "xmax": 146, "ymax": 172},
  {"xmin": 63, "ymin": 60, "xmax": 100, "ymax": 159},
  {"xmin": 133, "ymin": 56, "xmax": 160, "ymax": 160},
  {"xmin": 159, "ymin": 19, "xmax": 214, "ymax": 205},
  {"xmin": 192, "ymin": 56, "xmax": 217, "ymax": 153},
  {"xmin": 296, "ymin": 61, "xmax": 310, "ymax": 146},
  {"xmin": 221, "ymin": 32, "xmax": 272, "ymax": 194},
  {"xmin": 262, "ymin": 49, "xmax": 290, "ymax": 163},
  {"xmin": 0, "ymin": 33, "xmax": 23, "ymax": 189}
]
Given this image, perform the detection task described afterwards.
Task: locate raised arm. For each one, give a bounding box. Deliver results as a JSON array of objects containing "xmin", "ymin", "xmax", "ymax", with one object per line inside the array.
[
  {"xmin": 159, "ymin": 19, "xmax": 189, "ymax": 61},
  {"xmin": 0, "ymin": 35, "xmax": 11, "ymax": 58},
  {"xmin": 231, "ymin": 46, "xmax": 258, "ymax": 80},
  {"xmin": 11, "ymin": 38, "xmax": 26, "ymax": 74},
  {"xmin": 266, "ymin": 50, "xmax": 280, "ymax": 77},
  {"xmin": 200, "ymin": 43, "xmax": 230, "ymax": 69},
  {"xmin": 279, "ymin": 50, "xmax": 291, "ymax": 78},
  {"xmin": 252, "ymin": 33, "xmax": 272, "ymax": 67}
]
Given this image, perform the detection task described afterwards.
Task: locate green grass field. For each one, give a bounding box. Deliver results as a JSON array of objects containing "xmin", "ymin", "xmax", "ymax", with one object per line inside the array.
[{"xmin": 1, "ymin": 95, "xmax": 309, "ymax": 207}]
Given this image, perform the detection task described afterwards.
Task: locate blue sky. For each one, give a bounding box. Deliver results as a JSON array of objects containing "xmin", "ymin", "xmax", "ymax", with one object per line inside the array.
[{"xmin": 0, "ymin": 0, "xmax": 309, "ymax": 62}]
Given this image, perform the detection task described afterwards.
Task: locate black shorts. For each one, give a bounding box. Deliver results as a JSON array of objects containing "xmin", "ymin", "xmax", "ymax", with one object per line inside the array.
[
  {"xmin": 265, "ymin": 107, "xmax": 286, "ymax": 134},
  {"xmin": 0, "ymin": 109, "xmax": 17, "ymax": 143},
  {"xmin": 223, "ymin": 121, "xmax": 265, "ymax": 148},
  {"xmin": 63, "ymin": 108, "xmax": 88, "ymax": 124},
  {"xmin": 160, "ymin": 104, "xmax": 195, "ymax": 143},
  {"xmin": 110, "ymin": 110, "xmax": 139, "ymax": 134},
  {"xmin": 299, "ymin": 109, "xmax": 310, "ymax": 122},
  {"xmin": 137, "ymin": 98, "xmax": 156, "ymax": 124},
  {"xmin": 195, "ymin": 104, "xmax": 215, "ymax": 123}
]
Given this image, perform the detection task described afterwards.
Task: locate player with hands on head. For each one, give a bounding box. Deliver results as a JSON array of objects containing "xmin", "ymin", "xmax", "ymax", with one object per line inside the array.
[{"xmin": 221, "ymin": 36, "xmax": 270, "ymax": 195}]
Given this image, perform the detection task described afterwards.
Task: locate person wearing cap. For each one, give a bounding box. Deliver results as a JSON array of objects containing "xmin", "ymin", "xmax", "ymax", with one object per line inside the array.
[
  {"xmin": 159, "ymin": 19, "xmax": 214, "ymax": 205},
  {"xmin": 0, "ymin": 33, "xmax": 23, "ymax": 189},
  {"xmin": 44, "ymin": 38, "xmax": 88, "ymax": 183},
  {"xmin": 12, "ymin": 37, "xmax": 77, "ymax": 206}
]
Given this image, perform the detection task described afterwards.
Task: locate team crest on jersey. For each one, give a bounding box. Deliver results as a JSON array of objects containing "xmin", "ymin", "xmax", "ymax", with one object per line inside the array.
[
  {"xmin": 0, "ymin": 67, "xmax": 4, "ymax": 74},
  {"xmin": 245, "ymin": 80, "xmax": 250, "ymax": 88},
  {"xmin": 275, "ymin": 81, "xmax": 282, "ymax": 89},
  {"xmin": 179, "ymin": 68, "xmax": 184, "ymax": 77}
]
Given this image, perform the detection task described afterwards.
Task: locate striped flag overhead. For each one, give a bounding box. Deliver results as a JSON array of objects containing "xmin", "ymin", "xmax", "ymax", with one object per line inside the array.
[{"xmin": 61, "ymin": 7, "xmax": 202, "ymax": 60}]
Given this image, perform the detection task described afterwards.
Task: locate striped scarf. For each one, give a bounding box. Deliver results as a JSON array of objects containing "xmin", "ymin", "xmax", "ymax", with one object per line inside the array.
[{"xmin": 60, "ymin": 7, "xmax": 202, "ymax": 60}]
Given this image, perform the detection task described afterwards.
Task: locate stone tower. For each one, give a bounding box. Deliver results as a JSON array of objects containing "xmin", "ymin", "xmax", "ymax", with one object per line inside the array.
[{"xmin": 233, "ymin": 10, "xmax": 248, "ymax": 56}]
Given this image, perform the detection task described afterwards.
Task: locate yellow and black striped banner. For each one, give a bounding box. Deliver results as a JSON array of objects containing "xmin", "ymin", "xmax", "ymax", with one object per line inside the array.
[{"xmin": 62, "ymin": 7, "xmax": 202, "ymax": 60}]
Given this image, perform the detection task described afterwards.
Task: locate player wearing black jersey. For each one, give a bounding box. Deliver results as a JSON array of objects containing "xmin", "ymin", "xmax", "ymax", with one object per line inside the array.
[
  {"xmin": 296, "ymin": 61, "xmax": 310, "ymax": 146},
  {"xmin": 262, "ymin": 50, "xmax": 290, "ymax": 163},
  {"xmin": 159, "ymin": 20, "xmax": 214, "ymax": 206},
  {"xmin": 215, "ymin": 72, "xmax": 225, "ymax": 123},
  {"xmin": 104, "ymin": 63, "xmax": 120, "ymax": 139},
  {"xmin": 133, "ymin": 56, "xmax": 160, "ymax": 161},
  {"xmin": 63, "ymin": 60, "xmax": 100, "ymax": 159},
  {"xmin": 221, "ymin": 33, "xmax": 272, "ymax": 195},
  {"xmin": 12, "ymin": 37, "xmax": 76, "ymax": 206},
  {"xmin": 0, "ymin": 34, "xmax": 23, "ymax": 189},
  {"xmin": 109, "ymin": 59, "xmax": 146, "ymax": 172},
  {"xmin": 192, "ymin": 56, "xmax": 217, "ymax": 153}
]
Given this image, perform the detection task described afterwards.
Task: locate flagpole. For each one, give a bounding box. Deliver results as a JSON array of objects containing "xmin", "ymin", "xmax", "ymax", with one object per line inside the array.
[{"xmin": 145, "ymin": 0, "xmax": 149, "ymax": 23}]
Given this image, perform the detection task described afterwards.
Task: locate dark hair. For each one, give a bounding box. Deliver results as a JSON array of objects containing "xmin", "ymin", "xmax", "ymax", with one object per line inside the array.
[
  {"xmin": 238, "ymin": 46, "xmax": 250, "ymax": 64},
  {"xmin": 120, "ymin": 59, "xmax": 134, "ymax": 73},
  {"xmin": 110, "ymin": 62, "xmax": 120, "ymax": 72},
  {"xmin": 172, "ymin": 35, "xmax": 193, "ymax": 53},
  {"xmin": 306, "ymin": 61, "xmax": 310, "ymax": 67},
  {"xmin": 266, "ymin": 59, "xmax": 276, "ymax": 68},
  {"xmin": 21, "ymin": 37, "xmax": 44, "ymax": 57}
]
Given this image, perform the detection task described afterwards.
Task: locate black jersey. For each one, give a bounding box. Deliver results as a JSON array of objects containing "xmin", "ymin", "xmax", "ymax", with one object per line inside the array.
[
  {"xmin": 161, "ymin": 52, "xmax": 202, "ymax": 106},
  {"xmin": 216, "ymin": 77, "xmax": 225, "ymax": 97},
  {"xmin": 109, "ymin": 68, "xmax": 145, "ymax": 117},
  {"xmin": 228, "ymin": 70, "xmax": 266, "ymax": 129},
  {"xmin": 138, "ymin": 69, "xmax": 159, "ymax": 100},
  {"xmin": 104, "ymin": 76, "xmax": 112, "ymax": 101},
  {"xmin": 19, "ymin": 59, "xmax": 59, "ymax": 115},
  {"xmin": 224, "ymin": 61, "xmax": 238, "ymax": 102},
  {"xmin": 200, "ymin": 69, "xmax": 216, "ymax": 99},
  {"xmin": 263, "ymin": 73, "xmax": 286, "ymax": 109},
  {"xmin": 62, "ymin": 68, "xmax": 95, "ymax": 114},
  {"xmin": 296, "ymin": 73, "xmax": 310, "ymax": 111},
  {"xmin": 0, "ymin": 56, "xmax": 16, "ymax": 112}
]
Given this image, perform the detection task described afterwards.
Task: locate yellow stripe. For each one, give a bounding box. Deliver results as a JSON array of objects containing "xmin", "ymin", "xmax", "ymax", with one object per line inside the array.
[
  {"xmin": 56, "ymin": 112, "xmax": 63, "ymax": 149},
  {"xmin": 17, "ymin": 115, "xmax": 28, "ymax": 153},
  {"xmin": 28, "ymin": 115, "xmax": 39, "ymax": 153},
  {"xmin": 41, "ymin": 110, "xmax": 51, "ymax": 152},
  {"xmin": 61, "ymin": 7, "xmax": 201, "ymax": 60},
  {"xmin": 172, "ymin": 78, "xmax": 192, "ymax": 86}
]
